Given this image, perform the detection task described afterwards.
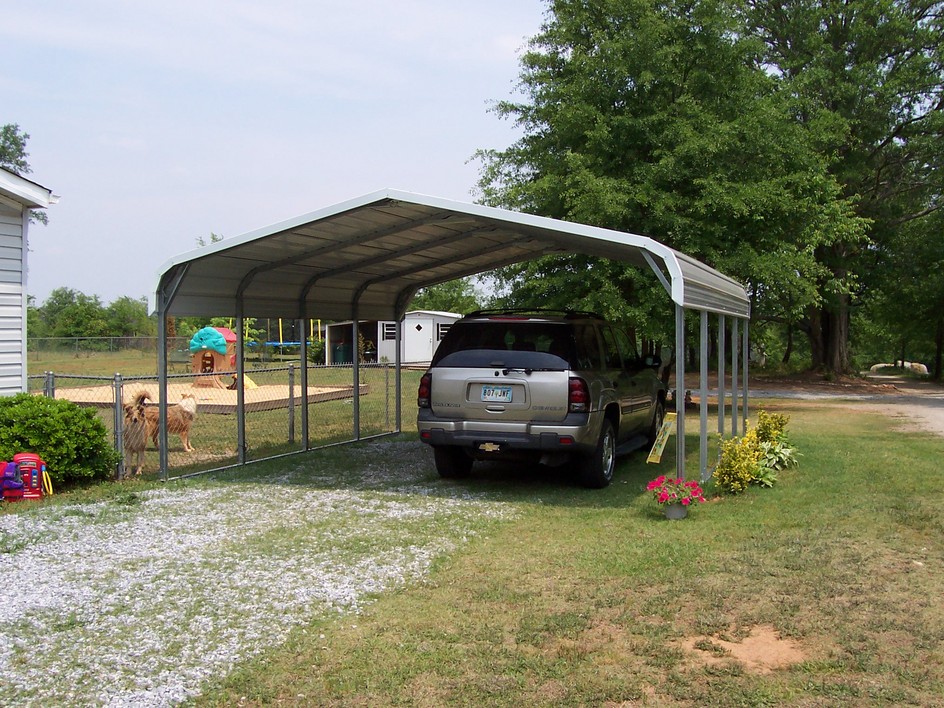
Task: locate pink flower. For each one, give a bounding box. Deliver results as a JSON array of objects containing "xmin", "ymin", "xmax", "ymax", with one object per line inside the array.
[
  {"xmin": 647, "ymin": 475, "xmax": 666, "ymax": 491},
  {"xmin": 681, "ymin": 497, "xmax": 691, "ymax": 505},
  {"xmin": 658, "ymin": 492, "xmax": 669, "ymax": 503}
]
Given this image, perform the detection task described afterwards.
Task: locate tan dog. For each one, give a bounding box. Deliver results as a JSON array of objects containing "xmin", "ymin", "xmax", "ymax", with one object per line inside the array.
[
  {"xmin": 122, "ymin": 390, "xmax": 151, "ymax": 478},
  {"xmin": 146, "ymin": 393, "xmax": 197, "ymax": 452}
]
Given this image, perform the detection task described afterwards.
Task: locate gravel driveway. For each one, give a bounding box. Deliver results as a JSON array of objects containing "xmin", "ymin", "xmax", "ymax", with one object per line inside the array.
[{"xmin": 0, "ymin": 441, "xmax": 511, "ymax": 707}]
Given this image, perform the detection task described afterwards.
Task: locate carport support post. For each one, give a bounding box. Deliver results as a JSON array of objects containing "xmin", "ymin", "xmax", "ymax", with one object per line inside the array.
[
  {"xmin": 157, "ymin": 295, "xmax": 170, "ymax": 480},
  {"xmin": 352, "ymin": 311, "xmax": 360, "ymax": 440},
  {"xmin": 298, "ymin": 317, "xmax": 310, "ymax": 451},
  {"xmin": 700, "ymin": 311, "xmax": 709, "ymax": 481},
  {"xmin": 718, "ymin": 314, "xmax": 726, "ymax": 438},
  {"xmin": 742, "ymin": 320, "xmax": 749, "ymax": 431},
  {"xmin": 675, "ymin": 304, "xmax": 686, "ymax": 478},
  {"xmin": 395, "ymin": 317, "xmax": 402, "ymax": 432},
  {"xmin": 731, "ymin": 318, "xmax": 739, "ymax": 437},
  {"xmin": 236, "ymin": 310, "xmax": 247, "ymax": 464},
  {"xmin": 288, "ymin": 363, "xmax": 296, "ymax": 445}
]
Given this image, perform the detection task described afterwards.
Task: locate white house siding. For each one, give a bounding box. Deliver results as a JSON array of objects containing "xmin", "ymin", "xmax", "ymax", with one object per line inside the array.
[{"xmin": 0, "ymin": 205, "xmax": 26, "ymax": 395}]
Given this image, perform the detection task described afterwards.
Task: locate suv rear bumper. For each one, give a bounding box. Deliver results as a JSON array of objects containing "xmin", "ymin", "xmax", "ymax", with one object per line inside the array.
[{"xmin": 418, "ymin": 410, "xmax": 602, "ymax": 454}]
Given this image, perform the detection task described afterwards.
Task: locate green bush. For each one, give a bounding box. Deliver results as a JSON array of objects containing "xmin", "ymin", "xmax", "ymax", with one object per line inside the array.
[
  {"xmin": 0, "ymin": 394, "xmax": 119, "ymax": 486},
  {"xmin": 714, "ymin": 426, "xmax": 762, "ymax": 494},
  {"xmin": 756, "ymin": 410, "xmax": 790, "ymax": 444},
  {"xmin": 759, "ymin": 440, "xmax": 800, "ymax": 471},
  {"xmin": 307, "ymin": 339, "xmax": 326, "ymax": 364}
]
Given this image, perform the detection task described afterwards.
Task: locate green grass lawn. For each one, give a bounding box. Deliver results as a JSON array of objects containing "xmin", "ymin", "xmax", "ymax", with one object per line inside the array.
[{"xmin": 186, "ymin": 400, "xmax": 944, "ymax": 706}]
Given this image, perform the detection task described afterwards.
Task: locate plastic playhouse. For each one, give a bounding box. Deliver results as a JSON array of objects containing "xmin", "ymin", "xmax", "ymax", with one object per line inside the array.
[{"xmin": 189, "ymin": 326, "xmax": 237, "ymax": 388}]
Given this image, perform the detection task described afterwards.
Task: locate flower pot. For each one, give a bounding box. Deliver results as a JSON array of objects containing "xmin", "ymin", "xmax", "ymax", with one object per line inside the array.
[{"xmin": 663, "ymin": 502, "xmax": 688, "ymax": 520}]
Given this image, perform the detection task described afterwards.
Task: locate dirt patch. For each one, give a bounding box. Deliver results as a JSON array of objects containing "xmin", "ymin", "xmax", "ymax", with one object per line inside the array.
[
  {"xmin": 835, "ymin": 401, "xmax": 944, "ymax": 437},
  {"xmin": 832, "ymin": 375, "xmax": 944, "ymax": 437},
  {"xmin": 680, "ymin": 625, "xmax": 806, "ymax": 675}
]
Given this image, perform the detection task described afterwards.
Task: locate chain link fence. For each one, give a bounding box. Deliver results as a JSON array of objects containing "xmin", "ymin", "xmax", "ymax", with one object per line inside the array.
[{"xmin": 27, "ymin": 362, "xmax": 415, "ymax": 480}]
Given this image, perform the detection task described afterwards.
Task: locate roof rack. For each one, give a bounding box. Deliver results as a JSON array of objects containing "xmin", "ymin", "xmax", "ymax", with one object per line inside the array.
[{"xmin": 464, "ymin": 308, "xmax": 604, "ymax": 320}]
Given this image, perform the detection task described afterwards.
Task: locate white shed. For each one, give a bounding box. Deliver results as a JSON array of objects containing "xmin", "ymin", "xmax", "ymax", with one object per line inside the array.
[
  {"xmin": 325, "ymin": 310, "xmax": 461, "ymax": 365},
  {"xmin": 0, "ymin": 167, "xmax": 57, "ymax": 395}
]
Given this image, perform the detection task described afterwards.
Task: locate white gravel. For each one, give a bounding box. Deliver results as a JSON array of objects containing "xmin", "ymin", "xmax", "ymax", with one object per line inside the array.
[{"xmin": 0, "ymin": 452, "xmax": 511, "ymax": 707}]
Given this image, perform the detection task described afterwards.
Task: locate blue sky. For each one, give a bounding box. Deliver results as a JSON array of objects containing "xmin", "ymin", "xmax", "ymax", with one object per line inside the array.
[{"xmin": 3, "ymin": 1, "xmax": 546, "ymax": 305}]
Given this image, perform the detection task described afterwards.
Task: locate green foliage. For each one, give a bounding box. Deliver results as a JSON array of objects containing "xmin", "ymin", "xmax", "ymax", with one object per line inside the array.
[
  {"xmin": 714, "ymin": 427, "xmax": 762, "ymax": 495},
  {"xmin": 34, "ymin": 287, "xmax": 110, "ymax": 338},
  {"xmin": 0, "ymin": 394, "xmax": 119, "ymax": 485},
  {"xmin": 755, "ymin": 410, "xmax": 790, "ymax": 444},
  {"xmin": 409, "ymin": 278, "xmax": 480, "ymax": 314},
  {"xmin": 857, "ymin": 210, "xmax": 944, "ymax": 378},
  {"xmin": 105, "ymin": 296, "xmax": 155, "ymax": 337},
  {"xmin": 477, "ymin": 0, "xmax": 944, "ymax": 375},
  {"xmin": 0, "ymin": 123, "xmax": 31, "ymax": 174},
  {"xmin": 755, "ymin": 410, "xmax": 799, "ymax": 475},
  {"xmin": 752, "ymin": 461, "xmax": 779, "ymax": 488},
  {"xmin": 716, "ymin": 411, "xmax": 798, "ymax": 493},
  {"xmin": 1, "ymin": 123, "xmax": 48, "ymax": 225},
  {"xmin": 759, "ymin": 440, "xmax": 799, "ymax": 473},
  {"xmin": 307, "ymin": 338, "xmax": 326, "ymax": 364}
]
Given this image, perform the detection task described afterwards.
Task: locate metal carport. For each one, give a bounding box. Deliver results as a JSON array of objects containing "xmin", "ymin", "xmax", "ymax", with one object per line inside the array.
[{"xmin": 153, "ymin": 188, "xmax": 750, "ymax": 480}]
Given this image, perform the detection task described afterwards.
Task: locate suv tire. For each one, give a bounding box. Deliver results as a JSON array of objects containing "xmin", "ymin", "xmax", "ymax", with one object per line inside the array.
[
  {"xmin": 647, "ymin": 398, "xmax": 666, "ymax": 446},
  {"xmin": 577, "ymin": 419, "xmax": 616, "ymax": 489},
  {"xmin": 434, "ymin": 446, "xmax": 473, "ymax": 478}
]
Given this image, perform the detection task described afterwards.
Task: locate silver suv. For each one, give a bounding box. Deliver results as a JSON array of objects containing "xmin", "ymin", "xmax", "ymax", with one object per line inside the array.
[{"xmin": 417, "ymin": 309, "xmax": 666, "ymax": 488}]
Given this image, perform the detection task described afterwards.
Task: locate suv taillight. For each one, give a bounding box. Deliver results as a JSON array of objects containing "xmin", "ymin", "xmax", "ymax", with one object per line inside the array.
[
  {"xmin": 418, "ymin": 373, "xmax": 432, "ymax": 408},
  {"xmin": 569, "ymin": 377, "xmax": 589, "ymax": 413}
]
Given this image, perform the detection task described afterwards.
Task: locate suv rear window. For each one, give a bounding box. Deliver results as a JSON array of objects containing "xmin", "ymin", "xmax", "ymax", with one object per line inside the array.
[{"xmin": 431, "ymin": 321, "xmax": 576, "ymax": 369}]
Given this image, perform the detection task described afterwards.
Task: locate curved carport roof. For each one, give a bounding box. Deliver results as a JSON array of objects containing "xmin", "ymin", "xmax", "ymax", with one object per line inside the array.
[
  {"xmin": 154, "ymin": 189, "xmax": 749, "ymax": 320},
  {"xmin": 153, "ymin": 188, "xmax": 751, "ymax": 481}
]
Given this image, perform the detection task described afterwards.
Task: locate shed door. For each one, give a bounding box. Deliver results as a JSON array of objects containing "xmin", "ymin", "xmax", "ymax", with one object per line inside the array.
[{"xmin": 404, "ymin": 318, "xmax": 434, "ymax": 363}]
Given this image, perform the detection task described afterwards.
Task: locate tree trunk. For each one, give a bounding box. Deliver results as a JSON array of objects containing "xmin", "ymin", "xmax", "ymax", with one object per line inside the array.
[
  {"xmin": 807, "ymin": 296, "xmax": 851, "ymax": 374},
  {"xmin": 935, "ymin": 319, "xmax": 943, "ymax": 381},
  {"xmin": 825, "ymin": 294, "xmax": 851, "ymax": 373},
  {"xmin": 782, "ymin": 324, "xmax": 794, "ymax": 365},
  {"xmin": 808, "ymin": 308, "xmax": 825, "ymax": 369}
]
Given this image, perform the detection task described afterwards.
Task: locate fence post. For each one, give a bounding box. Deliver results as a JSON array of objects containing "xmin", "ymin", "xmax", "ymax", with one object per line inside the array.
[
  {"xmin": 288, "ymin": 363, "xmax": 296, "ymax": 445},
  {"xmin": 44, "ymin": 371, "xmax": 54, "ymax": 398},
  {"xmin": 113, "ymin": 373, "xmax": 124, "ymax": 480},
  {"xmin": 384, "ymin": 362, "xmax": 390, "ymax": 430}
]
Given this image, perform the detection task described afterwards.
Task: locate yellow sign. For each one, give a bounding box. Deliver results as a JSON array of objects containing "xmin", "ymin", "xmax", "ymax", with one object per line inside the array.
[{"xmin": 647, "ymin": 412, "xmax": 677, "ymax": 464}]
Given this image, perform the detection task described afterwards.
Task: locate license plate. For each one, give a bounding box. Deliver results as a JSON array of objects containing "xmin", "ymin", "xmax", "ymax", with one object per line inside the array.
[{"xmin": 481, "ymin": 385, "xmax": 512, "ymax": 403}]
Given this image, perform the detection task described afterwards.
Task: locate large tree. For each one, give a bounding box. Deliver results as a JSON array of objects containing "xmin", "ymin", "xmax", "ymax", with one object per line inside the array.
[
  {"xmin": 747, "ymin": 0, "xmax": 944, "ymax": 371},
  {"xmin": 105, "ymin": 296, "xmax": 156, "ymax": 338},
  {"xmin": 862, "ymin": 208, "xmax": 944, "ymax": 378},
  {"xmin": 36, "ymin": 288, "xmax": 109, "ymax": 339},
  {"xmin": 478, "ymin": 0, "xmax": 941, "ymax": 373}
]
